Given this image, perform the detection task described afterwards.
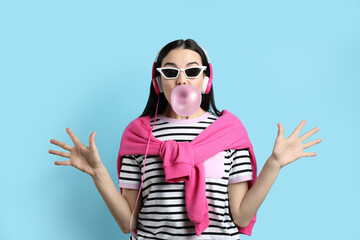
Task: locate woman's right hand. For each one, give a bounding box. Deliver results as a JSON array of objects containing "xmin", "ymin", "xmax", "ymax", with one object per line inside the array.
[{"xmin": 49, "ymin": 127, "xmax": 102, "ymax": 177}]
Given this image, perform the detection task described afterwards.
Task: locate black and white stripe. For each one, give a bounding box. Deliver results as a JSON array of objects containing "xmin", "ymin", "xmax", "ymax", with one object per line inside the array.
[{"xmin": 119, "ymin": 112, "xmax": 253, "ymax": 240}]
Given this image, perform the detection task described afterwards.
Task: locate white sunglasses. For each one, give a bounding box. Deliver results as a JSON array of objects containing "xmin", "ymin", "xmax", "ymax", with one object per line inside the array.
[{"xmin": 156, "ymin": 66, "xmax": 207, "ymax": 79}]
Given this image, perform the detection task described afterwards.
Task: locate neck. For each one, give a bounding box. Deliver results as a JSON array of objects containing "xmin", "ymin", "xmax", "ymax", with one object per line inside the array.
[{"xmin": 162, "ymin": 105, "xmax": 207, "ymax": 119}]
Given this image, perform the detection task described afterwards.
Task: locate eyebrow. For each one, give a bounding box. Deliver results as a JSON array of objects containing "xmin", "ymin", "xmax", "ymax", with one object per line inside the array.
[{"xmin": 163, "ymin": 61, "xmax": 200, "ymax": 67}]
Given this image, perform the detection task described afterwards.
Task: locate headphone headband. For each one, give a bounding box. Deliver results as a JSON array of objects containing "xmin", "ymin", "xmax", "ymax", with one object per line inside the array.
[{"xmin": 154, "ymin": 45, "xmax": 211, "ymax": 64}]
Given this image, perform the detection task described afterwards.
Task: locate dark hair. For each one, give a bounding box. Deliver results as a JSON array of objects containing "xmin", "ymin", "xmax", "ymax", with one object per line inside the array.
[{"xmin": 139, "ymin": 39, "xmax": 221, "ymax": 118}]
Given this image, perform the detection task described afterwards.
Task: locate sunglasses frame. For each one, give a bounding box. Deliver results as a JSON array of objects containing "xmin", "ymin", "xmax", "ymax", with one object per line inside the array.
[{"xmin": 156, "ymin": 66, "xmax": 207, "ymax": 80}]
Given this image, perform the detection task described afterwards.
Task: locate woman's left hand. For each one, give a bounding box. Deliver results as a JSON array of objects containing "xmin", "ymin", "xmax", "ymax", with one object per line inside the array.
[{"xmin": 271, "ymin": 119, "xmax": 322, "ymax": 169}]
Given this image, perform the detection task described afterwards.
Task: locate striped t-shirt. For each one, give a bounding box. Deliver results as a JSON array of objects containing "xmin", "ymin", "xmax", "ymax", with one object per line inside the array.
[{"xmin": 119, "ymin": 111, "xmax": 253, "ymax": 240}]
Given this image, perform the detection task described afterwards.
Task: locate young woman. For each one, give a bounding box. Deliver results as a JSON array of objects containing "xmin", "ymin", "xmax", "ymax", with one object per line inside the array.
[{"xmin": 49, "ymin": 39, "xmax": 321, "ymax": 240}]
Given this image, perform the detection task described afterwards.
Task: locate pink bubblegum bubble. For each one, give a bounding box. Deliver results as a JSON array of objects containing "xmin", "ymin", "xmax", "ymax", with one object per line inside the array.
[{"xmin": 171, "ymin": 84, "xmax": 202, "ymax": 117}]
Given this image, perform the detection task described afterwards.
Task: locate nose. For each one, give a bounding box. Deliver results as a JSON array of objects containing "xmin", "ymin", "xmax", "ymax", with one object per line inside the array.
[{"xmin": 176, "ymin": 70, "xmax": 188, "ymax": 85}]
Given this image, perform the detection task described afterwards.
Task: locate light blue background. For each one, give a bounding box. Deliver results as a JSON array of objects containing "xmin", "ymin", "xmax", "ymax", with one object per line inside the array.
[{"xmin": 1, "ymin": 0, "xmax": 359, "ymax": 239}]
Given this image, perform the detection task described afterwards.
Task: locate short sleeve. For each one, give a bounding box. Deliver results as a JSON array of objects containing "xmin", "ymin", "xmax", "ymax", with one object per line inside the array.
[
  {"xmin": 119, "ymin": 155, "xmax": 141, "ymax": 190},
  {"xmin": 228, "ymin": 148, "xmax": 253, "ymax": 184}
]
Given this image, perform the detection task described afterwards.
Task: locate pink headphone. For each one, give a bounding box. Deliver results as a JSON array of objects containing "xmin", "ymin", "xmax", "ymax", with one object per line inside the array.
[{"xmin": 151, "ymin": 44, "xmax": 213, "ymax": 95}]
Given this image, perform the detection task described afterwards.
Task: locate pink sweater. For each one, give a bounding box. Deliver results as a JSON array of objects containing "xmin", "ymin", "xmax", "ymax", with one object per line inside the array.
[{"xmin": 117, "ymin": 109, "xmax": 258, "ymax": 236}]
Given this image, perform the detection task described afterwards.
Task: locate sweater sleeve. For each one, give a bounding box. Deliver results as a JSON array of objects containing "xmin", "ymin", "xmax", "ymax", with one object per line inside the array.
[
  {"xmin": 118, "ymin": 155, "xmax": 141, "ymax": 190},
  {"xmin": 228, "ymin": 149, "xmax": 253, "ymax": 184}
]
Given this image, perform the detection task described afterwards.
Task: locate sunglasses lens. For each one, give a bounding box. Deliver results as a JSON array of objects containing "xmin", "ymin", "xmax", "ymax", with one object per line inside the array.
[
  {"xmin": 185, "ymin": 67, "xmax": 202, "ymax": 78},
  {"xmin": 162, "ymin": 69, "xmax": 178, "ymax": 78}
]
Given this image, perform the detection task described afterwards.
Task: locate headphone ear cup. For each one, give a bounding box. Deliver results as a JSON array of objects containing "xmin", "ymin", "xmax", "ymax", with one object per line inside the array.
[
  {"xmin": 202, "ymin": 76, "xmax": 209, "ymax": 94},
  {"xmin": 152, "ymin": 62, "xmax": 160, "ymax": 95},
  {"xmin": 156, "ymin": 76, "xmax": 164, "ymax": 93}
]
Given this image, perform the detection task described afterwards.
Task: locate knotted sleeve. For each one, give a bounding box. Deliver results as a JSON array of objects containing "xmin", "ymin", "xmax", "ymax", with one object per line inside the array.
[{"xmin": 159, "ymin": 140, "xmax": 194, "ymax": 183}]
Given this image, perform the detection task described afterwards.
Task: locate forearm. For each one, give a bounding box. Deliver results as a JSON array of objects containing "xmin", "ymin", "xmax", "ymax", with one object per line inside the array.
[
  {"xmin": 91, "ymin": 163, "xmax": 132, "ymax": 233},
  {"xmin": 237, "ymin": 154, "xmax": 281, "ymax": 227}
]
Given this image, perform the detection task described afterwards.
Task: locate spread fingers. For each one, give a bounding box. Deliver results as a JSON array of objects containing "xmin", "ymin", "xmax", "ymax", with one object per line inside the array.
[
  {"xmin": 50, "ymin": 139, "xmax": 72, "ymax": 151},
  {"xmin": 53, "ymin": 160, "xmax": 71, "ymax": 166},
  {"xmin": 48, "ymin": 149, "xmax": 70, "ymax": 158},
  {"xmin": 303, "ymin": 138, "xmax": 322, "ymax": 149}
]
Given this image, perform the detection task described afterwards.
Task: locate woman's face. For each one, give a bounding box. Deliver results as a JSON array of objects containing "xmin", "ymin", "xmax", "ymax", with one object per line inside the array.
[{"xmin": 160, "ymin": 47, "xmax": 205, "ymax": 107}]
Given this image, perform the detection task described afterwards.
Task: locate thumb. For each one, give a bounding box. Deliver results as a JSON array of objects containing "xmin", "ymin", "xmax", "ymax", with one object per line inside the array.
[
  {"xmin": 277, "ymin": 122, "xmax": 284, "ymax": 139},
  {"xmin": 89, "ymin": 131, "xmax": 97, "ymax": 151}
]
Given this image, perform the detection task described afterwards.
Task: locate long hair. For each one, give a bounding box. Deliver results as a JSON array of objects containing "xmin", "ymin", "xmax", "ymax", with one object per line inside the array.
[{"xmin": 139, "ymin": 39, "xmax": 221, "ymax": 118}]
